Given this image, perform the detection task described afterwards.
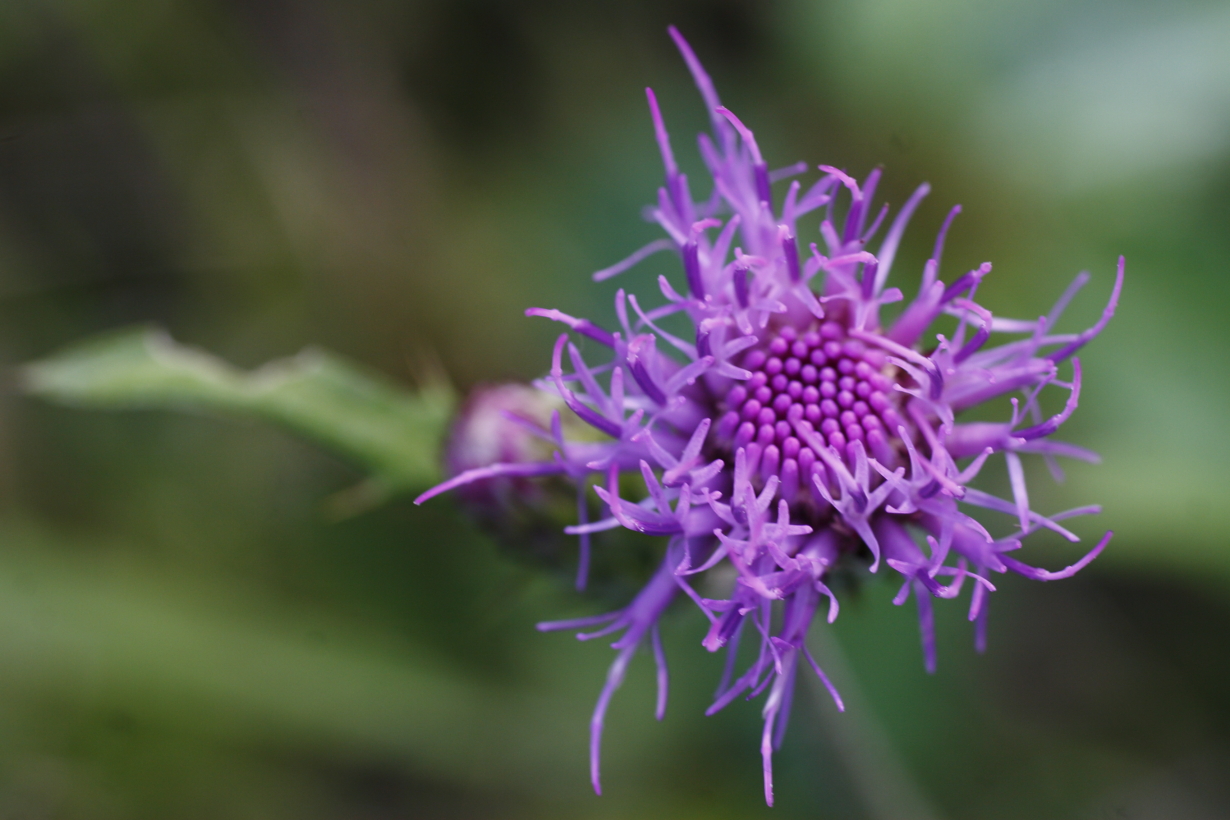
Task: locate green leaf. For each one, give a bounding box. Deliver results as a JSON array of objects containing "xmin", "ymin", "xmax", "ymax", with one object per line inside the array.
[{"xmin": 22, "ymin": 326, "xmax": 456, "ymax": 512}]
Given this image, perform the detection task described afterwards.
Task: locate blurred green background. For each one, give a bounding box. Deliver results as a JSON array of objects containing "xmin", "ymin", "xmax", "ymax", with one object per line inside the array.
[{"xmin": 1, "ymin": 0, "xmax": 1229, "ymax": 817}]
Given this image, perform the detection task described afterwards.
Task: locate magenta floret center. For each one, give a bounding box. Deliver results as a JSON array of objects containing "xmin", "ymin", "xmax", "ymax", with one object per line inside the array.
[{"xmin": 719, "ymin": 322, "xmax": 905, "ymax": 492}]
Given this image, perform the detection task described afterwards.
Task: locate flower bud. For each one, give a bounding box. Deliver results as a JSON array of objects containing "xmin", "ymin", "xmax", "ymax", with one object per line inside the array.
[{"xmin": 444, "ymin": 383, "xmax": 575, "ymax": 562}]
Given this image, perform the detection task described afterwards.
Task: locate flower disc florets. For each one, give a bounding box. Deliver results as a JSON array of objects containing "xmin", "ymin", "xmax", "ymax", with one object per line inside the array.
[
  {"xmin": 721, "ymin": 320, "xmax": 904, "ymax": 498},
  {"xmin": 417, "ymin": 26, "xmax": 1122, "ymax": 807}
]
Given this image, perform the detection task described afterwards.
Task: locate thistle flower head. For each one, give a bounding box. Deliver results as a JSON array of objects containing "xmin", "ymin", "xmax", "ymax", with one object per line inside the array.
[{"xmin": 418, "ymin": 26, "xmax": 1121, "ymax": 806}]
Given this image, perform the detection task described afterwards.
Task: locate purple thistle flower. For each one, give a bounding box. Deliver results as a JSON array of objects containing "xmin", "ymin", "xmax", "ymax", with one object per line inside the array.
[{"xmin": 417, "ymin": 26, "xmax": 1122, "ymax": 806}]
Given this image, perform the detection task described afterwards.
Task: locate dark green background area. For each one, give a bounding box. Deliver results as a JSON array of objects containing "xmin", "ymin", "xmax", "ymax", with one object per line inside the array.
[{"xmin": 1, "ymin": 0, "xmax": 1228, "ymax": 817}]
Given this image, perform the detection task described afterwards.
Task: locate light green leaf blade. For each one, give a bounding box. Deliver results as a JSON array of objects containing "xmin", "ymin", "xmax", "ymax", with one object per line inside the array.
[{"xmin": 22, "ymin": 326, "xmax": 456, "ymax": 509}]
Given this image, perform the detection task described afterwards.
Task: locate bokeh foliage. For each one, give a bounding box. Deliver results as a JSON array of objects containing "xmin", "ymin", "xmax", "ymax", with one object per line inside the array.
[
  {"xmin": 24, "ymin": 326, "xmax": 454, "ymax": 512},
  {"xmin": 1, "ymin": 0, "xmax": 1229, "ymax": 817}
]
